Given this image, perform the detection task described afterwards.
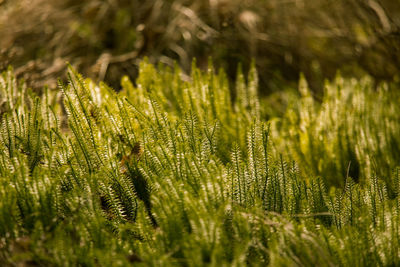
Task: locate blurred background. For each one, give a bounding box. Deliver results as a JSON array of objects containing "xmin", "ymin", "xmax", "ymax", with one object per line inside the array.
[{"xmin": 0, "ymin": 0, "xmax": 399, "ymax": 94}]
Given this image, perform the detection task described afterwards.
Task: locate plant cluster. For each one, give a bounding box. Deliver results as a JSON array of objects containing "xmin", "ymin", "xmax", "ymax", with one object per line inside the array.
[
  {"xmin": 0, "ymin": 62, "xmax": 400, "ymax": 266},
  {"xmin": 273, "ymin": 75, "xmax": 400, "ymax": 192}
]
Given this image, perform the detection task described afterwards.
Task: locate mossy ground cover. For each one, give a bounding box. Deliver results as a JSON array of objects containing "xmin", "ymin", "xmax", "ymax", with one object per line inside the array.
[{"xmin": 0, "ymin": 61, "xmax": 400, "ymax": 266}]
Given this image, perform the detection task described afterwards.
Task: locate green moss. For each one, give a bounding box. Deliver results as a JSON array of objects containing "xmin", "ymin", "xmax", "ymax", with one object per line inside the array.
[{"xmin": 0, "ymin": 63, "xmax": 399, "ymax": 266}]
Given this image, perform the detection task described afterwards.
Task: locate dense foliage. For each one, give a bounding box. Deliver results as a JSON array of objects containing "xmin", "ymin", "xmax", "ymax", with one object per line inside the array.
[
  {"xmin": 0, "ymin": 62, "xmax": 400, "ymax": 266},
  {"xmin": 273, "ymin": 75, "xmax": 400, "ymax": 191}
]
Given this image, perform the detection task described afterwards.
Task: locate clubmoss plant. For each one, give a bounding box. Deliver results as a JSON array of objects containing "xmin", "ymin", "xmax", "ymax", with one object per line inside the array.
[{"xmin": 0, "ymin": 63, "xmax": 399, "ymax": 266}]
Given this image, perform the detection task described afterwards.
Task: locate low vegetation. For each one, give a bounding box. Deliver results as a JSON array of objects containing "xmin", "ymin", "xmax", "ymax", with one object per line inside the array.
[{"xmin": 0, "ymin": 62, "xmax": 399, "ymax": 266}]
